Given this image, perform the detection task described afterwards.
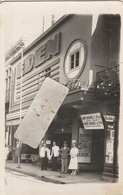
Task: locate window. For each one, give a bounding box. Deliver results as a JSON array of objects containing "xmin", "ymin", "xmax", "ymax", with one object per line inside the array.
[
  {"xmin": 64, "ymin": 40, "xmax": 86, "ymax": 79},
  {"xmin": 70, "ymin": 50, "xmax": 80, "ymax": 70}
]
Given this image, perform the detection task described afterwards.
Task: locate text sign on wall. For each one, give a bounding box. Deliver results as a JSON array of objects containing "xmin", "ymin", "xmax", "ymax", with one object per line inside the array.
[
  {"xmin": 103, "ymin": 115, "xmax": 115, "ymax": 122},
  {"xmin": 78, "ymin": 128, "xmax": 92, "ymax": 163},
  {"xmin": 14, "ymin": 77, "xmax": 69, "ymax": 148},
  {"xmin": 46, "ymin": 140, "xmax": 51, "ymax": 144},
  {"xmin": 80, "ymin": 113, "xmax": 104, "ymax": 130}
]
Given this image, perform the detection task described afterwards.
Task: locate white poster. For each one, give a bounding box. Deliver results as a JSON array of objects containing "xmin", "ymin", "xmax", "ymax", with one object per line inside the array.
[
  {"xmin": 105, "ymin": 129, "xmax": 115, "ymax": 164},
  {"xmin": 78, "ymin": 128, "xmax": 92, "ymax": 163},
  {"xmin": 80, "ymin": 113, "xmax": 104, "ymax": 130}
]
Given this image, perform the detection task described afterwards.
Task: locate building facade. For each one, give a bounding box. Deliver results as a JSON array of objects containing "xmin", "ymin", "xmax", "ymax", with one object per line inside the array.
[{"xmin": 5, "ymin": 14, "xmax": 120, "ymax": 181}]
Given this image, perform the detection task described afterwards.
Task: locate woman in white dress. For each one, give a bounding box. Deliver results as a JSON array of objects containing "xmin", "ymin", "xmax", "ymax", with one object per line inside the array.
[{"xmin": 68, "ymin": 140, "xmax": 78, "ymax": 175}]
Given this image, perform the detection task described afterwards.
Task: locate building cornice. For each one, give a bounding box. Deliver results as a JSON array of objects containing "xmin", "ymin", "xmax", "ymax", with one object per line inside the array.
[{"xmin": 9, "ymin": 14, "xmax": 74, "ymax": 66}]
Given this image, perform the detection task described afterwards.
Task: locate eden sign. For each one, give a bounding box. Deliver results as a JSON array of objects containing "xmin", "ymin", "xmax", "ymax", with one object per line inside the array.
[{"xmin": 17, "ymin": 33, "xmax": 61, "ymax": 79}]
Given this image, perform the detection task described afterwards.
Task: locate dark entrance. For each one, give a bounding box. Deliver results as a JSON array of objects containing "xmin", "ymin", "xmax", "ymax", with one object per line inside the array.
[
  {"xmin": 91, "ymin": 129, "xmax": 105, "ymax": 171},
  {"xmin": 53, "ymin": 132, "xmax": 72, "ymax": 148}
]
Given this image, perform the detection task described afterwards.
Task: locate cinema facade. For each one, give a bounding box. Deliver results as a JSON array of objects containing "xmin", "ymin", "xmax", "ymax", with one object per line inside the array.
[{"xmin": 5, "ymin": 14, "xmax": 120, "ymax": 181}]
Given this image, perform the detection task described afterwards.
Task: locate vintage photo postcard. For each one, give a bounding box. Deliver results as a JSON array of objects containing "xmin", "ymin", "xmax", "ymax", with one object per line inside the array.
[{"xmin": 0, "ymin": 1, "xmax": 123, "ymax": 195}]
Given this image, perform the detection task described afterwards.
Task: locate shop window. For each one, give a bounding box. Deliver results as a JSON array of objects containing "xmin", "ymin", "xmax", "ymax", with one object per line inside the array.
[{"xmin": 64, "ymin": 40, "xmax": 86, "ymax": 79}]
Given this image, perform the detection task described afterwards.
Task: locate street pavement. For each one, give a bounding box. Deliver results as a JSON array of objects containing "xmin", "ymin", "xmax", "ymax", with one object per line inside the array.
[
  {"xmin": 5, "ymin": 161, "xmax": 107, "ymax": 184},
  {"xmin": 5, "ymin": 169, "xmax": 106, "ymax": 195}
]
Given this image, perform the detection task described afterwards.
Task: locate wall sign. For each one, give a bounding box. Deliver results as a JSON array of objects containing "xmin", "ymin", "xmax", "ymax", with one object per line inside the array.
[
  {"xmin": 17, "ymin": 32, "xmax": 61, "ymax": 79},
  {"xmin": 78, "ymin": 128, "xmax": 92, "ymax": 163},
  {"xmin": 103, "ymin": 115, "xmax": 115, "ymax": 122},
  {"xmin": 81, "ymin": 113, "xmax": 104, "ymax": 130},
  {"xmin": 46, "ymin": 140, "xmax": 51, "ymax": 144}
]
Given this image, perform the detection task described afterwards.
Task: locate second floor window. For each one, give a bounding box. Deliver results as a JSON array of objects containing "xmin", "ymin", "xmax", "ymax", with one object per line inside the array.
[
  {"xmin": 70, "ymin": 50, "xmax": 80, "ymax": 70},
  {"xmin": 64, "ymin": 40, "xmax": 86, "ymax": 79}
]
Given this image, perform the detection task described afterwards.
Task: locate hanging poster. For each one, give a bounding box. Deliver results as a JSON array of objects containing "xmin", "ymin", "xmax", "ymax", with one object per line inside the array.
[
  {"xmin": 80, "ymin": 113, "xmax": 104, "ymax": 130},
  {"xmin": 78, "ymin": 128, "xmax": 92, "ymax": 163}
]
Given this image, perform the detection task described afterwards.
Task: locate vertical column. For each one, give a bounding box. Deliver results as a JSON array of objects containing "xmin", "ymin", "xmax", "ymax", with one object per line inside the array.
[{"xmin": 102, "ymin": 114, "xmax": 117, "ymax": 181}]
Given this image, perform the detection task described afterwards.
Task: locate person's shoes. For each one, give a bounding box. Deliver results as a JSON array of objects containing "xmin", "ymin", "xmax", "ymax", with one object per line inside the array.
[
  {"xmin": 71, "ymin": 172, "xmax": 73, "ymax": 175},
  {"xmin": 60, "ymin": 172, "xmax": 64, "ymax": 174}
]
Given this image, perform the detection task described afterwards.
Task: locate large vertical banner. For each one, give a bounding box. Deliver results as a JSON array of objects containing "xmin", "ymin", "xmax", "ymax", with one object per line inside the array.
[
  {"xmin": 14, "ymin": 77, "xmax": 69, "ymax": 148},
  {"xmin": 78, "ymin": 128, "xmax": 92, "ymax": 163}
]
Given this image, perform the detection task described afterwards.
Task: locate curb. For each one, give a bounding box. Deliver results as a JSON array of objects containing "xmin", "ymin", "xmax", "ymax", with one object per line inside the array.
[{"xmin": 5, "ymin": 167, "xmax": 66, "ymax": 184}]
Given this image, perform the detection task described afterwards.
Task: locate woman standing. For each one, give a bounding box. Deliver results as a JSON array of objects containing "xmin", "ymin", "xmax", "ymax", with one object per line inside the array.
[{"xmin": 68, "ymin": 140, "xmax": 78, "ymax": 175}]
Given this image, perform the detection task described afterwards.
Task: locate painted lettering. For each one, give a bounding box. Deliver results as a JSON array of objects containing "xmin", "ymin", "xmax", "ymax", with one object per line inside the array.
[
  {"xmin": 35, "ymin": 32, "xmax": 61, "ymax": 68},
  {"xmin": 35, "ymin": 44, "xmax": 46, "ymax": 68},
  {"xmin": 23, "ymin": 54, "xmax": 34, "ymax": 75},
  {"xmin": 16, "ymin": 33, "xmax": 61, "ymax": 79},
  {"xmin": 45, "ymin": 33, "xmax": 60, "ymax": 60}
]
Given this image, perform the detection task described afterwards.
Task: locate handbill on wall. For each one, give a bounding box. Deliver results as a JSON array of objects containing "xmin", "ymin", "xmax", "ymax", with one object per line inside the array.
[{"xmin": 78, "ymin": 128, "xmax": 92, "ymax": 163}]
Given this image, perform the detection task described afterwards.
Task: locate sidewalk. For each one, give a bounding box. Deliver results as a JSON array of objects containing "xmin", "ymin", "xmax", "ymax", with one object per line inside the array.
[{"xmin": 5, "ymin": 161, "xmax": 107, "ymax": 184}]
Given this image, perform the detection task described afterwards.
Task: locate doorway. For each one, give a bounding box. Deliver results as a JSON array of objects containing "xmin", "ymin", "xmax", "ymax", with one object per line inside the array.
[
  {"xmin": 91, "ymin": 130, "xmax": 105, "ymax": 171},
  {"xmin": 53, "ymin": 133, "xmax": 72, "ymax": 148}
]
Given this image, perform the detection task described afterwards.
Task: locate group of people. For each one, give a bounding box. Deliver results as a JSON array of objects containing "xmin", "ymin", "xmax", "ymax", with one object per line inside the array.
[{"xmin": 39, "ymin": 140, "xmax": 78, "ymax": 175}]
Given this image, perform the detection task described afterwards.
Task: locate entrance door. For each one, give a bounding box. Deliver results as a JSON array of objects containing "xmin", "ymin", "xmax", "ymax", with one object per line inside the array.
[
  {"xmin": 53, "ymin": 133, "xmax": 72, "ymax": 148},
  {"xmin": 92, "ymin": 130, "xmax": 105, "ymax": 171}
]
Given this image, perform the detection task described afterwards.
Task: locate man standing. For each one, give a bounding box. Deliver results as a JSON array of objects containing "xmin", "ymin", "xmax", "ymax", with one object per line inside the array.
[
  {"xmin": 59, "ymin": 141, "xmax": 70, "ymax": 174},
  {"xmin": 39, "ymin": 143, "xmax": 50, "ymax": 170},
  {"xmin": 51, "ymin": 141, "xmax": 59, "ymax": 171}
]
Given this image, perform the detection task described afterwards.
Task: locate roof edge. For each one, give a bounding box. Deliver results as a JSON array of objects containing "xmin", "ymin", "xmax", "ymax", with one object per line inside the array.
[{"xmin": 10, "ymin": 14, "xmax": 74, "ymax": 65}]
